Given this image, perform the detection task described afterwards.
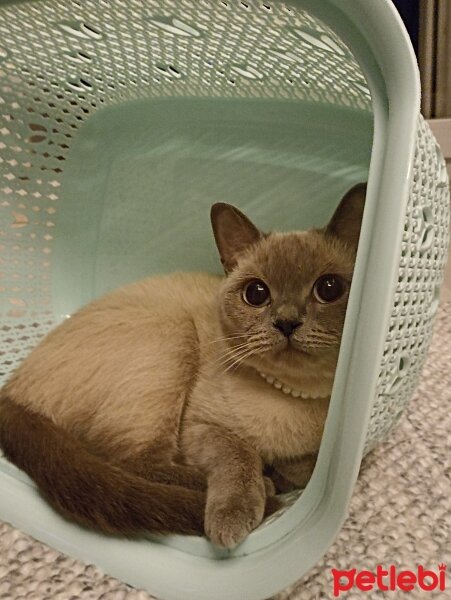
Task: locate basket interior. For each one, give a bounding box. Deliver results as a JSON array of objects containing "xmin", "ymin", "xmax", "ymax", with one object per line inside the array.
[
  {"xmin": 53, "ymin": 97, "xmax": 372, "ymax": 317},
  {"xmin": 0, "ymin": 0, "xmax": 374, "ymax": 380},
  {"xmin": 0, "ymin": 0, "xmax": 375, "ymax": 560}
]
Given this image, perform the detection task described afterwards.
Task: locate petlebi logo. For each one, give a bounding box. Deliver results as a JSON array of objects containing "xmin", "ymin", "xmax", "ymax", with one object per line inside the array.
[{"xmin": 331, "ymin": 564, "xmax": 447, "ymax": 597}]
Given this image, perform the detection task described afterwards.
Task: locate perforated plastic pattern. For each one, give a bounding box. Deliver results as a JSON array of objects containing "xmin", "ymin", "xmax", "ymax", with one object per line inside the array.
[
  {"xmin": 365, "ymin": 117, "xmax": 450, "ymax": 451},
  {"xmin": 0, "ymin": 0, "xmax": 369, "ymax": 380}
]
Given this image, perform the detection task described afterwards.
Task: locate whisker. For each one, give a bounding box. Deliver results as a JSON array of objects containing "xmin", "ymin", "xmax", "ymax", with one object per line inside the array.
[
  {"xmin": 205, "ymin": 332, "xmax": 272, "ymax": 370},
  {"xmin": 224, "ymin": 339, "xmax": 275, "ymax": 371},
  {"xmin": 303, "ymin": 334, "xmax": 340, "ymax": 344},
  {"xmin": 218, "ymin": 341, "xmax": 254, "ymax": 360},
  {"xmin": 310, "ymin": 330, "xmax": 341, "ymax": 339},
  {"xmin": 207, "ymin": 322, "xmax": 258, "ymax": 346},
  {"xmin": 307, "ymin": 330, "xmax": 340, "ymax": 339},
  {"xmin": 225, "ymin": 346, "xmax": 258, "ymax": 372},
  {"xmin": 303, "ymin": 341, "xmax": 335, "ymax": 349},
  {"xmin": 203, "ymin": 344, "xmax": 254, "ymax": 370},
  {"xmin": 222, "ymin": 333, "xmax": 267, "ymax": 353},
  {"xmin": 220, "ymin": 337, "xmax": 268, "ymax": 366},
  {"xmin": 206, "ymin": 334, "xmax": 248, "ymax": 346},
  {"xmin": 305, "ymin": 337, "xmax": 335, "ymax": 344},
  {"xmin": 219, "ymin": 345, "xmax": 256, "ymax": 367}
]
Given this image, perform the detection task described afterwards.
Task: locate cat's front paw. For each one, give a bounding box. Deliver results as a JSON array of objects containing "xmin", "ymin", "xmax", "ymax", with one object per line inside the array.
[{"xmin": 205, "ymin": 490, "xmax": 265, "ymax": 548}]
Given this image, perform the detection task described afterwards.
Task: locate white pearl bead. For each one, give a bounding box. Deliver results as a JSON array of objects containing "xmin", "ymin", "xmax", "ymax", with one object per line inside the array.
[{"xmin": 256, "ymin": 370, "xmax": 329, "ymax": 400}]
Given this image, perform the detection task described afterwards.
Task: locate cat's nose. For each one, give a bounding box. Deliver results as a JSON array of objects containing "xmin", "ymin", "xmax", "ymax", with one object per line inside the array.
[{"xmin": 273, "ymin": 319, "xmax": 301, "ymax": 338}]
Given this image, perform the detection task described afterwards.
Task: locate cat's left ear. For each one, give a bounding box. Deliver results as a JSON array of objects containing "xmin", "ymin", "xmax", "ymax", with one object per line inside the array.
[
  {"xmin": 211, "ymin": 203, "xmax": 264, "ymax": 273},
  {"xmin": 325, "ymin": 182, "xmax": 366, "ymax": 251}
]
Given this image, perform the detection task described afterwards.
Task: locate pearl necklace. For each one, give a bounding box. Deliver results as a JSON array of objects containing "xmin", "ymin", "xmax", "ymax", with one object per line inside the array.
[{"xmin": 258, "ymin": 371, "xmax": 330, "ymax": 400}]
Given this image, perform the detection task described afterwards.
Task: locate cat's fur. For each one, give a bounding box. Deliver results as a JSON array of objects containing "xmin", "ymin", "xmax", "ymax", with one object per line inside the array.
[{"xmin": 0, "ymin": 184, "xmax": 365, "ymax": 548}]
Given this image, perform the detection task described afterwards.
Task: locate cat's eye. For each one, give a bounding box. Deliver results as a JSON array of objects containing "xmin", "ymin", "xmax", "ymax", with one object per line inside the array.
[
  {"xmin": 313, "ymin": 274, "xmax": 345, "ymax": 303},
  {"xmin": 243, "ymin": 279, "xmax": 271, "ymax": 307}
]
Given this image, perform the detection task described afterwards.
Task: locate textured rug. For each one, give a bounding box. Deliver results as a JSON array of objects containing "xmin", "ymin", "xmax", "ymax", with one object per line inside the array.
[{"xmin": 0, "ymin": 303, "xmax": 450, "ymax": 600}]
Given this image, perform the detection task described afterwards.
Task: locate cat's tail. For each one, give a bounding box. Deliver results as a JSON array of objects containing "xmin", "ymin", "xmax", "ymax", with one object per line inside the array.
[{"xmin": 0, "ymin": 394, "xmax": 205, "ymax": 536}]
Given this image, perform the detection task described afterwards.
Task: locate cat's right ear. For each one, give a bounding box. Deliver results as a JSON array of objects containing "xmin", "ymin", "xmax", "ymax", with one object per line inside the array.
[
  {"xmin": 211, "ymin": 203, "xmax": 263, "ymax": 274},
  {"xmin": 325, "ymin": 182, "xmax": 366, "ymax": 251}
]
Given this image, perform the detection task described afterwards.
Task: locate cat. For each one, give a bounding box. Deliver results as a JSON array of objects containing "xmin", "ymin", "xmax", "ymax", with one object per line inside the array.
[{"xmin": 0, "ymin": 183, "xmax": 365, "ymax": 548}]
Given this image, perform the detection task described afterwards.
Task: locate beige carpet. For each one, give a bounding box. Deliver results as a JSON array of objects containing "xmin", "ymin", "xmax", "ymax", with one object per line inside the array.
[{"xmin": 0, "ymin": 303, "xmax": 450, "ymax": 600}]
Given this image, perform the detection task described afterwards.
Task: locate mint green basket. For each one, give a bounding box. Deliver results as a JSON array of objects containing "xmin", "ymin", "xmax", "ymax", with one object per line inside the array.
[{"xmin": 0, "ymin": 0, "xmax": 449, "ymax": 598}]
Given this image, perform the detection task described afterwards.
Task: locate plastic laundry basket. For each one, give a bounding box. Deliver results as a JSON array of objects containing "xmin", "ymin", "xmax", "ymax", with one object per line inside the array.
[{"xmin": 0, "ymin": 0, "xmax": 449, "ymax": 598}]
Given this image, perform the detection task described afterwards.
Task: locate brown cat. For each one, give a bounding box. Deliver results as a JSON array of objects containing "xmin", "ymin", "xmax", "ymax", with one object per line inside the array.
[{"xmin": 0, "ymin": 184, "xmax": 365, "ymax": 548}]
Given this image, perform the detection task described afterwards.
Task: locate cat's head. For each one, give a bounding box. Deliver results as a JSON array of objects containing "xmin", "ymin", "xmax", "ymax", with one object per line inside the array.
[{"xmin": 211, "ymin": 184, "xmax": 366, "ymax": 394}]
